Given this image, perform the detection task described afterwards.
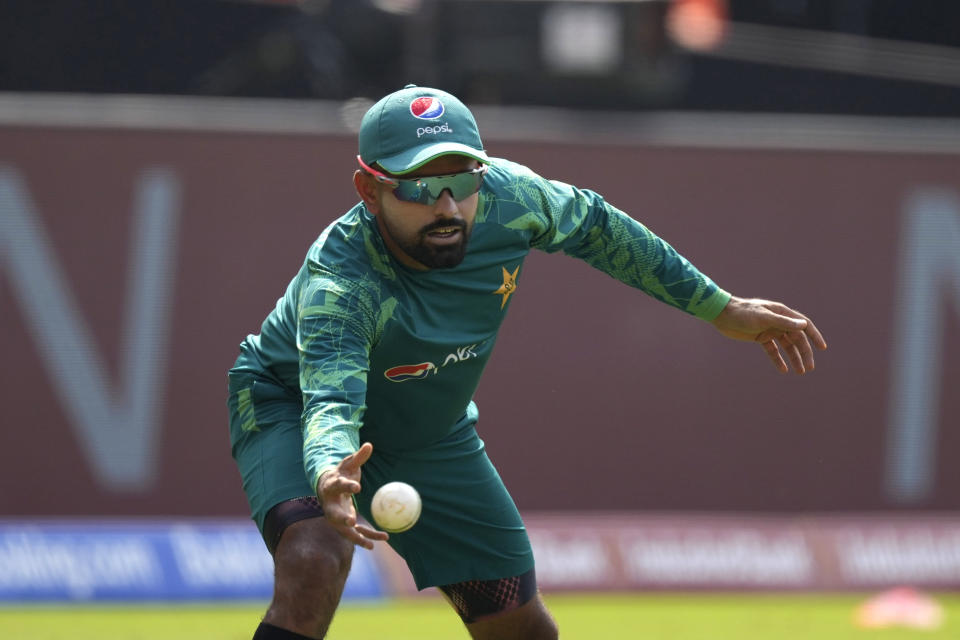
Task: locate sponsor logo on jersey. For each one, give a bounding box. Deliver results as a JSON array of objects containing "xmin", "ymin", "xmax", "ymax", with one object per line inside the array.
[
  {"xmin": 442, "ymin": 344, "xmax": 478, "ymax": 367},
  {"xmin": 384, "ymin": 362, "xmax": 436, "ymax": 382},
  {"xmin": 410, "ymin": 97, "xmax": 445, "ymax": 120},
  {"xmin": 385, "ymin": 343, "xmax": 483, "ymax": 382}
]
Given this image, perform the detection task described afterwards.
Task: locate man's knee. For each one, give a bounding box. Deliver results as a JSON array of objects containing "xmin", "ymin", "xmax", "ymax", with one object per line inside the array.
[
  {"xmin": 508, "ymin": 596, "xmax": 558, "ymax": 639},
  {"xmin": 274, "ymin": 517, "xmax": 354, "ymax": 585},
  {"xmin": 465, "ymin": 595, "xmax": 558, "ymax": 640},
  {"xmin": 265, "ymin": 518, "xmax": 354, "ymax": 637},
  {"xmin": 525, "ymin": 599, "xmax": 559, "ymax": 639},
  {"xmin": 262, "ymin": 497, "xmax": 353, "ymax": 585}
]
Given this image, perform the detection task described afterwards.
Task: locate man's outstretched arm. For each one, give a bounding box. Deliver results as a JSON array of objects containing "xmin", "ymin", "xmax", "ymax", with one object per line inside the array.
[{"xmin": 711, "ymin": 296, "xmax": 828, "ymax": 374}]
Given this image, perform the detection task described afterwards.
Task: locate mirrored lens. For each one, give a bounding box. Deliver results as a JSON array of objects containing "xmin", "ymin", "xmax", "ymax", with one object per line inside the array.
[{"xmin": 392, "ymin": 168, "xmax": 485, "ymax": 205}]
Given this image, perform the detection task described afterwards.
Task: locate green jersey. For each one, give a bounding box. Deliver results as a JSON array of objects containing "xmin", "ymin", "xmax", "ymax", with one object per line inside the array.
[{"xmin": 232, "ymin": 158, "xmax": 730, "ymax": 493}]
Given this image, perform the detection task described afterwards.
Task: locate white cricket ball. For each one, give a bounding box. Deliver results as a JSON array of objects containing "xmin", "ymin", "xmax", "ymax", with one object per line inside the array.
[{"xmin": 371, "ymin": 481, "xmax": 422, "ymax": 533}]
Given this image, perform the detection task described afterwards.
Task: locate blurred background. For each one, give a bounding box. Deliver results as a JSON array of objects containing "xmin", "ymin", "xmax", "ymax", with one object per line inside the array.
[
  {"xmin": 4, "ymin": 0, "xmax": 960, "ymax": 114},
  {"xmin": 1, "ymin": 0, "xmax": 959, "ymax": 633}
]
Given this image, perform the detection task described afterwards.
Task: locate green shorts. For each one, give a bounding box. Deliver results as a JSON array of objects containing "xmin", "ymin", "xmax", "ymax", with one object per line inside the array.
[{"xmin": 227, "ymin": 372, "xmax": 534, "ymax": 590}]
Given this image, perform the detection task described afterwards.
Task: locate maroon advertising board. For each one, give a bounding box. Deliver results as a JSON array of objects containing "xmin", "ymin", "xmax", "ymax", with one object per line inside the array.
[
  {"xmin": 1, "ymin": 124, "xmax": 958, "ymax": 518},
  {"xmin": 375, "ymin": 513, "xmax": 960, "ymax": 594}
]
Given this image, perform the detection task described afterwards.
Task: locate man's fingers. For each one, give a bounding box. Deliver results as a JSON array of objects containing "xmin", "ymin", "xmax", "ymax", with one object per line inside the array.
[
  {"xmin": 721, "ymin": 298, "xmax": 825, "ymax": 373},
  {"xmin": 339, "ymin": 442, "xmax": 374, "ymax": 473},
  {"xmin": 769, "ymin": 303, "xmax": 827, "ymax": 351},
  {"xmin": 323, "ymin": 475, "xmax": 361, "ymax": 496},
  {"xmin": 356, "ymin": 523, "xmax": 390, "ymax": 541},
  {"xmin": 763, "ymin": 307, "xmax": 807, "ymax": 333},
  {"xmin": 326, "ymin": 516, "xmax": 388, "ymax": 550},
  {"xmin": 804, "ymin": 318, "xmax": 828, "ymax": 351},
  {"xmin": 769, "ymin": 330, "xmax": 821, "ymax": 374},
  {"xmin": 776, "ymin": 333, "xmax": 805, "ymax": 374},
  {"xmin": 335, "ymin": 523, "xmax": 376, "ymax": 550},
  {"xmin": 762, "ymin": 339, "xmax": 788, "ymax": 373},
  {"xmin": 789, "ymin": 330, "xmax": 817, "ymax": 372},
  {"xmin": 324, "ymin": 495, "xmax": 356, "ymax": 524},
  {"xmin": 354, "ymin": 441, "xmax": 374, "ymax": 464}
]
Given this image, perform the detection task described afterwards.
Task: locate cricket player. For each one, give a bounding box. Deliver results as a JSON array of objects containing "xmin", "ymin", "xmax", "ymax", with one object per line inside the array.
[{"xmin": 227, "ymin": 85, "xmax": 827, "ymax": 640}]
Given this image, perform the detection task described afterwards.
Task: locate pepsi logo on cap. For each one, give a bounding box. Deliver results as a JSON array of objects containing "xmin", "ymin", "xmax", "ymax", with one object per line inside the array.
[{"xmin": 409, "ymin": 97, "xmax": 445, "ymax": 120}]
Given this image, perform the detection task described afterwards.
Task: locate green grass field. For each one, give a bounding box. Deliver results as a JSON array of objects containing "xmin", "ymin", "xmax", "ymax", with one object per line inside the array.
[{"xmin": 2, "ymin": 592, "xmax": 957, "ymax": 639}]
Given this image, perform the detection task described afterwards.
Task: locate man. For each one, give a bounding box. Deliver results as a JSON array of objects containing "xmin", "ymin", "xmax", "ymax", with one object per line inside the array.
[{"xmin": 227, "ymin": 85, "xmax": 827, "ymax": 640}]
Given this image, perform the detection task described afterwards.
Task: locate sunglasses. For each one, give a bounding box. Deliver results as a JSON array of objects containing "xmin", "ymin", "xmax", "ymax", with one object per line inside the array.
[{"xmin": 357, "ymin": 155, "xmax": 487, "ymax": 205}]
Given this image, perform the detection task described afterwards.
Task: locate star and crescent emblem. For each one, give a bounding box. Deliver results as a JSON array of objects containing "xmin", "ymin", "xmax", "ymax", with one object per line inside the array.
[{"xmin": 492, "ymin": 265, "xmax": 520, "ymax": 310}]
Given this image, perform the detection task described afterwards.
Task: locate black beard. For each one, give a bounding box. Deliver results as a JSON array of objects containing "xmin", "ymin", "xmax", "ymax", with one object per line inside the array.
[{"xmin": 390, "ymin": 218, "xmax": 470, "ymax": 269}]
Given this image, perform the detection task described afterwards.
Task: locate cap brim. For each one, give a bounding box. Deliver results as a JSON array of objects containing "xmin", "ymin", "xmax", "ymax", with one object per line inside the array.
[{"xmin": 377, "ymin": 142, "xmax": 489, "ymax": 175}]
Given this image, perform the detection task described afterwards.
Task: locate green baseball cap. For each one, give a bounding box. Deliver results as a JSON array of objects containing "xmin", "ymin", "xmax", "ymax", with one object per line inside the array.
[{"xmin": 358, "ymin": 84, "xmax": 488, "ymax": 175}]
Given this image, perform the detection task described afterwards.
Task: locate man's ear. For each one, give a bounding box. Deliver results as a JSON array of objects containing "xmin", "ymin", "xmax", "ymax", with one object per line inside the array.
[{"xmin": 354, "ymin": 170, "xmax": 381, "ymax": 214}]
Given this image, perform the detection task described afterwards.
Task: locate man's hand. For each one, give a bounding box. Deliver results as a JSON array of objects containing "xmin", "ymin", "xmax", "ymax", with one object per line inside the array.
[
  {"xmin": 711, "ymin": 296, "xmax": 827, "ymax": 374},
  {"xmin": 316, "ymin": 442, "xmax": 389, "ymax": 549}
]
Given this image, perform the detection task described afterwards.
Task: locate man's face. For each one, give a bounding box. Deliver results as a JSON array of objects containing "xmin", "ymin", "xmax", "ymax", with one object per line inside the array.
[{"xmin": 371, "ymin": 155, "xmax": 481, "ymax": 270}]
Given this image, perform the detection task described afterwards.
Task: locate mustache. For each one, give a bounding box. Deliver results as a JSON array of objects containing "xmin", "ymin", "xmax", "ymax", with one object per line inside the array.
[{"xmin": 421, "ymin": 219, "xmax": 467, "ymax": 235}]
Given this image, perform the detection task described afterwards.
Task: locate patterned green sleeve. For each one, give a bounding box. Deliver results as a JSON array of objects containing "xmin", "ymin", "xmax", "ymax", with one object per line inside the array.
[
  {"xmin": 297, "ymin": 266, "xmax": 378, "ymax": 494},
  {"xmin": 517, "ymin": 170, "xmax": 729, "ymax": 320}
]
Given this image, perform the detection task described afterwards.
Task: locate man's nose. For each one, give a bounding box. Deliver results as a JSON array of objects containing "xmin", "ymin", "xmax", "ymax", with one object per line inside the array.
[{"xmin": 432, "ymin": 189, "xmax": 459, "ymax": 217}]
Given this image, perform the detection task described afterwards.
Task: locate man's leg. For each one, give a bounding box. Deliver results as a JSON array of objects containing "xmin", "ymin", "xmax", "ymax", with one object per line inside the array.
[
  {"xmin": 464, "ymin": 596, "xmax": 558, "ymax": 640},
  {"xmin": 255, "ymin": 499, "xmax": 354, "ymax": 639},
  {"xmin": 228, "ymin": 375, "xmax": 351, "ymax": 638},
  {"xmin": 439, "ymin": 569, "xmax": 559, "ymax": 640}
]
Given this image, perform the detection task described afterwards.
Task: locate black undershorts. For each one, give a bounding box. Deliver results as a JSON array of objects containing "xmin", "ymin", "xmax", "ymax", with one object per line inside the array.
[{"xmin": 262, "ymin": 496, "xmax": 538, "ymax": 623}]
